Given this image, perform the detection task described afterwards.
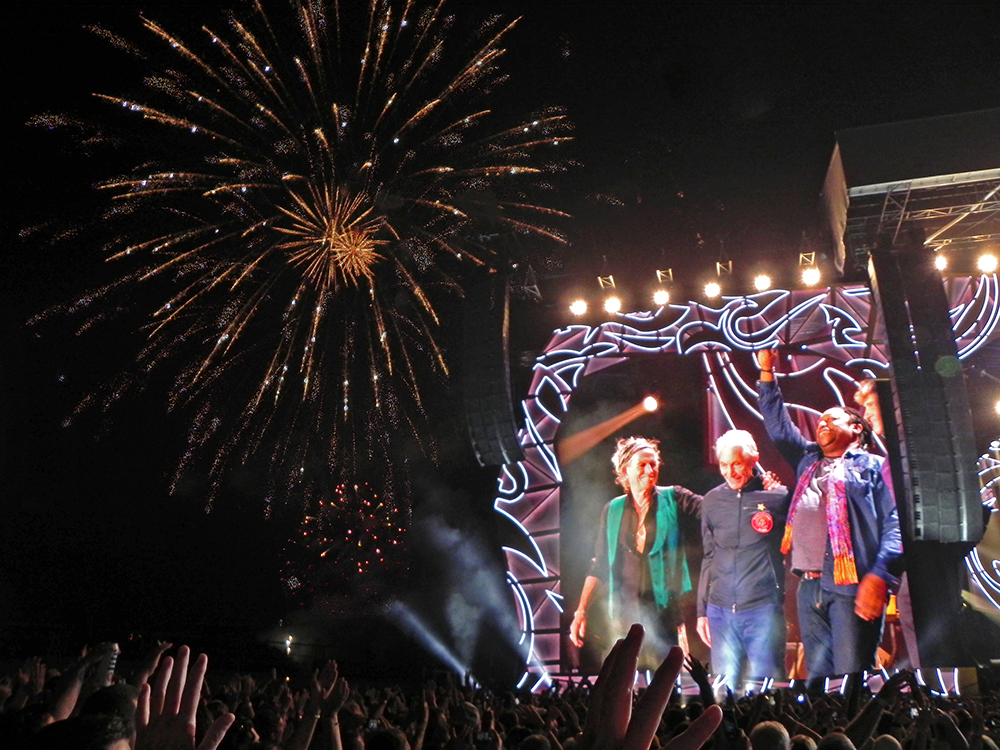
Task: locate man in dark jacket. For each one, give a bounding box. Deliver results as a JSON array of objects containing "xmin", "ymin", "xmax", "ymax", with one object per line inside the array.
[
  {"xmin": 697, "ymin": 429, "xmax": 789, "ymax": 689},
  {"xmin": 756, "ymin": 350, "xmax": 902, "ymax": 683}
]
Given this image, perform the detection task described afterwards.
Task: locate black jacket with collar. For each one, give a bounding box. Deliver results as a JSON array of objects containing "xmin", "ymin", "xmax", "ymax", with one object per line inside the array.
[{"xmin": 697, "ymin": 473, "xmax": 790, "ymax": 617}]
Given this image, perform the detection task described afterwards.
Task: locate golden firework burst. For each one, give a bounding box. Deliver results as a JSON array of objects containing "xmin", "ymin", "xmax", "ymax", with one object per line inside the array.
[
  {"xmin": 31, "ymin": 0, "xmax": 573, "ymax": 509},
  {"xmin": 278, "ymin": 185, "xmax": 386, "ymax": 286}
]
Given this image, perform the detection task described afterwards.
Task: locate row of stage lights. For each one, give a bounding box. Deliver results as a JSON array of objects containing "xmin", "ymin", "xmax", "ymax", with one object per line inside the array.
[{"xmin": 568, "ymin": 252, "xmax": 1000, "ymax": 317}]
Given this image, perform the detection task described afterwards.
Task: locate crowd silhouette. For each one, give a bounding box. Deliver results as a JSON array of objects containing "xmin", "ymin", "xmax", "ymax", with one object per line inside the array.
[{"xmin": 2, "ymin": 625, "xmax": 997, "ymax": 750}]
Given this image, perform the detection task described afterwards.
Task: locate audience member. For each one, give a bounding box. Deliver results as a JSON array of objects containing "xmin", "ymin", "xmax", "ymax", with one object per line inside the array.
[{"xmin": 2, "ymin": 627, "xmax": 999, "ymax": 750}]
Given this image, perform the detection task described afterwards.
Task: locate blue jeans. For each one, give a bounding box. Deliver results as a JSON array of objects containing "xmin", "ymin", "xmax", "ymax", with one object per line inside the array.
[
  {"xmin": 797, "ymin": 577, "xmax": 884, "ymax": 681},
  {"xmin": 707, "ymin": 602, "xmax": 786, "ymax": 689}
]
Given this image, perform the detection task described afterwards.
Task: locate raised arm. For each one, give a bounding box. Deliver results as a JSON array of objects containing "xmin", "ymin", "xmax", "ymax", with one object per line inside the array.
[
  {"xmin": 136, "ymin": 646, "xmax": 235, "ymax": 750},
  {"xmin": 579, "ymin": 624, "xmax": 721, "ymax": 750},
  {"xmin": 755, "ymin": 351, "xmax": 811, "ymax": 470}
]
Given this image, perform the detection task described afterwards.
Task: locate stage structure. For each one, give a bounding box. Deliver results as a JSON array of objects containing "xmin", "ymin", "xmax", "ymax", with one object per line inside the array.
[
  {"xmin": 493, "ymin": 274, "xmax": 999, "ymax": 690},
  {"xmin": 821, "ymin": 109, "xmax": 1000, "ymax": 278}
]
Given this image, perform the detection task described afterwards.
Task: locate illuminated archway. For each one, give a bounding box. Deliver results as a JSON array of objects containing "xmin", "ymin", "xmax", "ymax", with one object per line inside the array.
[{"xmin": 494, "ymin": 275, "xmax": 999, "ymax": 690}]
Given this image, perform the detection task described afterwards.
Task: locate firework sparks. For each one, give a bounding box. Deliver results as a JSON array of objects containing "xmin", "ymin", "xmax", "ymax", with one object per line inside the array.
[
  {"xmin": 281, "ymin": 481, "xmax": 409, "ymax": 615},
  {"xmin": 29, "ymin": 0, "xmax": 572, "ymax": 508}
]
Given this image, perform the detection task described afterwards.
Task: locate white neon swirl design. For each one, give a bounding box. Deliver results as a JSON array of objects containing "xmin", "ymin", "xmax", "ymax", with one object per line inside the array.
[{"xmin": 496, "ymin": 278, "xmax": 999, "ymax": 689}]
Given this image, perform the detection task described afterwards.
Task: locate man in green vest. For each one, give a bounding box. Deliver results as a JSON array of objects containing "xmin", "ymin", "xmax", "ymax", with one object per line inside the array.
[{"xmin": 569, "ymin": 436, "xmax": 701, "ymax": 660}]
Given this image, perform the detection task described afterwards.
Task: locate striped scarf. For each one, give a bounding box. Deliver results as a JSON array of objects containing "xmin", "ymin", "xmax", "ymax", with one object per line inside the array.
[{"xmin": 780, "ymin": 456, "xmax": 859, "ymax": 585}]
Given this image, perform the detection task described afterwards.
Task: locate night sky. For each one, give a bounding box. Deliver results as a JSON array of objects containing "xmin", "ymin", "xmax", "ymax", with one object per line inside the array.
[{"xmin": 3, "ymin": 2, "xmax": 999, "ymax": 677}]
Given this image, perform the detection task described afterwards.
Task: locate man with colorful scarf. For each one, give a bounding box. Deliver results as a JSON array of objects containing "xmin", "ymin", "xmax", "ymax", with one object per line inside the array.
[
  {"xmin": 569, "ymin": 437, "xmax": 701, "ymax": 661},
  {"xmin": 756, "ymin": 350, "xmax": 902, "ymax": 683}
]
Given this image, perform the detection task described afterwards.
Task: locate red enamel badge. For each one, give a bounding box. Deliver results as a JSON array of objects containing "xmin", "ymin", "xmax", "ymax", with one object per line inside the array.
[{"xmin": 751, "ymin": 510, "xmax": 774, "ymax": 534}]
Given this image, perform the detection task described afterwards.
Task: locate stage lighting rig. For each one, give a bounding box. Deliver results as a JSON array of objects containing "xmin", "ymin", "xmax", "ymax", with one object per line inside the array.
[{"xmin": 798, "ymin": 252, "xmax": 821, "ymax": 287}]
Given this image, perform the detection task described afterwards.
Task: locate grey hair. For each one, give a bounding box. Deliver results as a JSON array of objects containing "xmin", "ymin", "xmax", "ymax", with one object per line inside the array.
[{"xmin": 715, "ymin": 429, "xmax": 759, "ymax": 460}]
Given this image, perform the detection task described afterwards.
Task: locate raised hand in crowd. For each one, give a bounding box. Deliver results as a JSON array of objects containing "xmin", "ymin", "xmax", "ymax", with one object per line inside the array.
[
  {"xmin": 286, "ymin": 659, "xmax": 350, "ymax": 750},
  {"xmin": 7, "ymin": 656, "xmax": 47, "ymax": 713},
  {"xmin": 580, "ymin": 623, "xmax": 722, "ymax": 750},
  {"xmin": 46, "ymin": 644, "xmax": 117, "ymax": 723},
  {"xmin": 684, "ymin": 655, "xmax": 716, "ymax": 708},
  {"xmin": 136, "ymin": 645, "xmax": 235, "ymax": 750},
  {"xmin": 135, "ymin": 641, "xmax": 174, "ymax": 690}
]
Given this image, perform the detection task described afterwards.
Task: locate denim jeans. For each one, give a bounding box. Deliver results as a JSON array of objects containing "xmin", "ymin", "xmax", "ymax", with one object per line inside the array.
[
  {"xmin": 706, "ymin": 602, "xmax": 786, "ymax": 689},
  {"xmin": 797, "ymin": 577, "xmax": 884, "ymax": 682}
]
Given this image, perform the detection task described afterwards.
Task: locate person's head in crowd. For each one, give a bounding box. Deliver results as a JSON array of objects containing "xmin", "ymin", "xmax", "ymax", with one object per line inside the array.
[
  {"xmin": 339, "ymin": 705, "xmax": 369, "ymax": 750},
  {"xmin": 663, "ymin": 706, "xmax": 688, "ymax": 731},
  {"xmin": 870, "ymin": 735, "xmax": 901, "ymax": 750},
  {"xmin": 853, "ymin": 379, "xmax": 885, "ymax": 437},
  {"xmin": 750, "ymin": 721, "xmax": 791, "ymax": 750},
  {"xmin": 204, "ymin": 698, "xmax": 232, "ymax": 720},
  {"xmin": 668, "ymin": 721, "xmax": 692, "ymax": 739},
  {"xmin": 517, "ymin": 733, "xmax": 551, "ymax": 750},
  {"xmin": 80, "ymin": 684, "xmax": 137, "ymax": 738},
  {"xmin": 951, "ymin": 708, "xmax": 973, "ymax": 737},
  {"xmin": 368, "ymin": 727, "xmax": 412, "ymax": 750},
  {"xmin": 816, "ymin": 733, "xmax": 856, "ymax": 750},
  {"xmin": 505, "ymin": 725, "xmax": 535, "ymax": 749},
  {"xmin": 685, "ymin": 702, "xmax": 704, "ymax": 721},
  {"xmin": 0, "ymin": 702, "xmax": 52, "ymax": 743},
  {"xmin": 252, "ymin": 706, "xmax": 285, "ymax": 744},
  {"xmin": 716, "ymin": 430, "xmax": 760, "ymax": 491},
  {"xmin": 453, "ymin": 701, "xmax": 482, "ymax": 732},
  {"xmin": 497, "ymin": 709, "xmax": 520, "ymax": 733},
  {"xmin": 425, "ymin": 706, "xmax": 452, "ymax": 749},
  {"xmin": 29, "ymin": 714, "xmax": 131, "ymax": 750},
  {"xmin": 218, "ymin": 717, "xmax": 260, "ymax": 750},
  {"xmin": 790, "ymin": 736, "xmax": 817, "ymax": 750},
  {"xmin": 520, "ymin": 707, "xmax": 545, "ymax": 731}
]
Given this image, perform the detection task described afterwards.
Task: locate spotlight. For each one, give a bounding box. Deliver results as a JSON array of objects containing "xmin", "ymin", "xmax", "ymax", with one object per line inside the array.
[
  {"xmin": 653, "ymin": 289, "xmax": 670, "ymax": 306},
  {"xmin": 801, "ymin": 267, "xmax": 821, "ymax": 286},
  {"xmin": 995, "ymin": 399, "xmax": 1000, "ymax": 417},
  {"xmin": 934, "ymin": 254, "xmax": 947, "ymax": 271},
  {"xmin": 754, "ymin": 274, "xmax": 771, "ymax": 292},
  {"xmin": 604, "ymin": 296, "xmax": 621, "ymax": 314},
  {"xmin": 569, "ymin": 299, "xmax": 587, "ymax": 316},
  {"xmin": 979, "ymin": 254, "xmax": 998, "ymax": 273},
  {"xmin": 643, "ymin": 396, "xmax": 658, "ymax": 412},
  {"xmin": 704, "ymin": 282, "xmax": 721, "ymax": 298}
]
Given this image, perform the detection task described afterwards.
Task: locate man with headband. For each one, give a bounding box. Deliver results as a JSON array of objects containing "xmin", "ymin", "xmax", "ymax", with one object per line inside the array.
[{"xmin": 569, "ymin": 437, "xmax": 701, "ymax": 656}]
